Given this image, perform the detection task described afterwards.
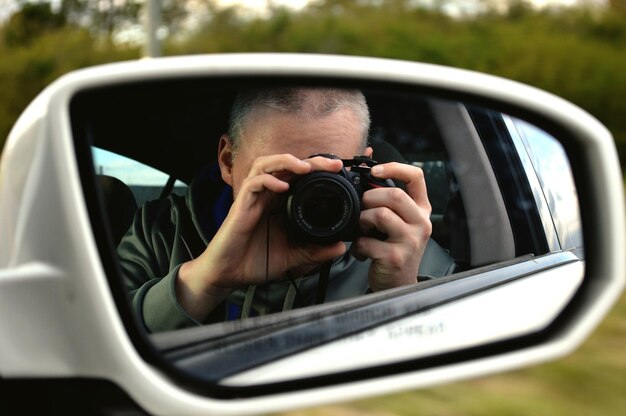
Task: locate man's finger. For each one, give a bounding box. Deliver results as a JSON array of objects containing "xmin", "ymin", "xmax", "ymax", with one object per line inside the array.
[
  {"xmin": 248, "ymin": 153, "xmax": 311, "ymax": 178},
  {"xmin": 359, "ymin": 206, "xmax": 405, "ymax": 240},
  {"xmin": 361, "ymin": 187, "xmax": 423, "ymax": 224},
  {"xmin": 240, "ymin": 173, "xmax": 289, "ymax": 194},
  {"xmin": 294, "ymin": 242, "xmax": 347, "ymax": 266},
  {"xmin": 233, "ymin": 174, "xmax": 289, "ymax": 216},
  {"xmin": 371, "ymin": 162, "xmax": 431, "ymax": 211},
  {"xmin": 302, "ymin": 156, "xmax": 344, "ymax": 173},
  {"xmin": 351, "ymin": 236, "xmax": 392, "ymax": 262}
]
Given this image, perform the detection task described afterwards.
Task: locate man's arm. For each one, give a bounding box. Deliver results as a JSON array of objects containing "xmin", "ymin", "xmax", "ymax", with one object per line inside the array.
[
  {"xmin": 175, "ymin": 154, "xmax": 348, "ymax": 323},
  {"xmin": 118, "ymin": 198, "xmax": 203, "ymax": 332}
]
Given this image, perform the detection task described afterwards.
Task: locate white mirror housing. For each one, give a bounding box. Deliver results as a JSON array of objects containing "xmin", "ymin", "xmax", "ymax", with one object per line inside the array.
[{"xmin": 0, "ymin": 54, "xmax": 623, "ymax": 414}]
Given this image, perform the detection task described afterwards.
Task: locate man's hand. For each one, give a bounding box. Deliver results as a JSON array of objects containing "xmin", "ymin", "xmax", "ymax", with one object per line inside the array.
[
  {"xmin": 176, "ymin": 154, "xmax": 347, "ymax": 321},
  {"xmin": 351, "ymin": 162, "xmax": 432, "ymax": 292}
]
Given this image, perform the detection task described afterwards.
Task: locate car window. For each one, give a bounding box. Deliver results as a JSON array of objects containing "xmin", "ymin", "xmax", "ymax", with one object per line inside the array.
[
  {"xmin": 92, "ymin": 147, "xmax": 187, "ymax": 207},
  {"xmin": 70, "ymin": 83, "xmax": 581, "ymax": 334},
  {"xmin": 467, "ymin": 106, "xmax": 550, "ymax": 258},
  {"xmin": 511, "ymin": 119, "xmax": 583, "ymax": 251},
  {"xmin": 367, "ymin": 92, "xmax": 462, "ymax": 265}
]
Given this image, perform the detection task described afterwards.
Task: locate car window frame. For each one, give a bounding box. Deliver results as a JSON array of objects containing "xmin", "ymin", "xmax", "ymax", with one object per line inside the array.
[
  {"xmin": 467, "ymin": 105, "xmax": 551, "ymax": 258},
  {"xmin": 507, "ymin": 117, "xmax": 583, "ymax": 253}
]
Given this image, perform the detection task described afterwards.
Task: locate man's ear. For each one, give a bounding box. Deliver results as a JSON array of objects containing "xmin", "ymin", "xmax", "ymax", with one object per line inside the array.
[
  {"xmin": 363, "ymin": 146, "xmax": 374, "ymax": 158},
  {"xmin": 218, "ymin": 134, "xmax": 234, "ymax": 186}
]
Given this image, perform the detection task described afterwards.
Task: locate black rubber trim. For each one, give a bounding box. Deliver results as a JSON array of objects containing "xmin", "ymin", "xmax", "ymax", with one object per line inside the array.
[
  {"xmin": 69, "ymin": 74, "xmax": 597, "ymax": 400},
  {"xmin": 0, "ymin": 377, "xmax": 148, "ymax": 415}
]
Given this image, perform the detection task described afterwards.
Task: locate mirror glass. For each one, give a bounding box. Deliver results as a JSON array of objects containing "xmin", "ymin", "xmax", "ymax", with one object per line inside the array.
[{"xmin": 70, "ymin": 79, "xmax": 583, "ymax": 389}]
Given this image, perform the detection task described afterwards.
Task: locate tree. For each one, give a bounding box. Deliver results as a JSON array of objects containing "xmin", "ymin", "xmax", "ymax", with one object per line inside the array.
[
  {"xmin": 1, "ymin": 2, "xmax": 65, "ymax": 47},
  {"xmin": 609, "ymin": 0, "xmax": 626, "ymax": 14},
  {"xmin": 60, "ymin": 0, "xmax": 141, "ymax": 38}
]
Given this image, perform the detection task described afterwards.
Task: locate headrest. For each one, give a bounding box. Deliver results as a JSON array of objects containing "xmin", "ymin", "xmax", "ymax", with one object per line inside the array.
[{"xmin": 98, "ymin": 175, "xmax": 138, "ymax": 246}]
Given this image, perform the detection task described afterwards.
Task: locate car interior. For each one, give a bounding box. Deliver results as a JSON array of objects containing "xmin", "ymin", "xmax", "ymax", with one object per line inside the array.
[{"xmin": 73, "ymin": 81, "xmax": 532, "ymax": 276}]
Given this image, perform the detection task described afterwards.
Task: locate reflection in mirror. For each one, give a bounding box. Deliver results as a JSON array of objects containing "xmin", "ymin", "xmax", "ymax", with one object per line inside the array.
[{"xmin": 71, "ymin": 81, "xmax": 583, "ymax": 387}]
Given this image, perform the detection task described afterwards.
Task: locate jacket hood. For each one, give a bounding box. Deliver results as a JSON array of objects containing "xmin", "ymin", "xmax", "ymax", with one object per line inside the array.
[{"xmin": 185, "ymin": 163, "xmax": 233, "ymax": 246}]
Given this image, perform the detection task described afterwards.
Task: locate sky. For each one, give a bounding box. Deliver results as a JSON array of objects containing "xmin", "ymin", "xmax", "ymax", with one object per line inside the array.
[
  {"xmin": 216, "ymin": 0, "xmax": 580, "ymax": 8},
  {"xmin": 93, "ymin": 147, "xmax": 175, "ymax": 186},
  {"xmin": 216, "ymin": 0, "xmax": 584, "ymax": 12},
  {"xmin": 217, "ymin": 0, "xmax": 311, "ymax": 10},
  {"xmin": 0, "ymin": 0, "xmax": 595, "ymax": 24},
  {"xmin": 0, "ymin": 0, "xmax": 17, "ymax": 22},
  {"xmin": 207, "ymin": 0, "xmax": 587, "ymax": 20}
]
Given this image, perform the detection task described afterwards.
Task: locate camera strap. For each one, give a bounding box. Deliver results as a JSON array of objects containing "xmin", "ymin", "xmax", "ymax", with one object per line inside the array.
[
  {"xmin": 315, "ymin": 260, "xmax": 333, "ymax": 305},
  {"xmin": 241, "ymin": 214, "xmax": 334, "ymax": 319}
]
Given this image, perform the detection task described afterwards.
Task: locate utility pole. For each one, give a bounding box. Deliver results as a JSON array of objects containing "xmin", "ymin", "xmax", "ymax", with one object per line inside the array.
[{"xmin": 143, "ymin": 0, "xmax": 161, "ymax": 58}]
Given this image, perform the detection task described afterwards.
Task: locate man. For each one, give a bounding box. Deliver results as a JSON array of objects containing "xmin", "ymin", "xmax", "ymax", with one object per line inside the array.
[{"xmin": 120, "ymin": 87, "xmax": 437, "ymax": 333}]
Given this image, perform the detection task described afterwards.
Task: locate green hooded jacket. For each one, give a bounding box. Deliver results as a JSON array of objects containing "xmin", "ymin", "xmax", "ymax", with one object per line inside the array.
[{"xmin": 119, "ymin": 164, "xmax": 456, "ymax": 333}]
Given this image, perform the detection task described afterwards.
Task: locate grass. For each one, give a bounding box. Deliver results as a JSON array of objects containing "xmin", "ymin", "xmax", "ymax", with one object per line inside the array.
[{"xmin": 276, "ymin": 286, "xmax": 626, "ymax": 415}]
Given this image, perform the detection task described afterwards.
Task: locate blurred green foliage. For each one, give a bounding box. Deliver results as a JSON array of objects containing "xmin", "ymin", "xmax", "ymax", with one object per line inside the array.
[
  {"xmin": 0, "ymin": 2, "xmax": 139, "ymax": 148},
  {"xmin": 1, "ymin": 0, "xmax": 625, "ymax": 165}
]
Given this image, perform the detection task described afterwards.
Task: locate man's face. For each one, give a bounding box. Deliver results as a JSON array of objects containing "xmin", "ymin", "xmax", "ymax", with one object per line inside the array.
[{"xmin": 223, "ymin": 107, "xmax": 367, "ymax": 197}]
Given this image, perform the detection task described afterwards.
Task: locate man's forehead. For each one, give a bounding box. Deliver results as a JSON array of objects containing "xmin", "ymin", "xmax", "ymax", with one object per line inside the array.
[
  {"xmin": 253, "ymin": 107, "xmax": 360, "ymax": 134},
  {"xmin": 246, "ymin": 105, "xmax": 361, "ymax": 131},
  {"xmin": 240, "ymin": 108, "xmax": 363, "ymax": 157}
]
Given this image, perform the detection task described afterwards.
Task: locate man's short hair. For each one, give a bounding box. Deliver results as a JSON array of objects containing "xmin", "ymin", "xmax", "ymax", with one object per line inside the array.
[{"xmin": 228, "ymin": 87, "xmax": 370, "ymax": 155}]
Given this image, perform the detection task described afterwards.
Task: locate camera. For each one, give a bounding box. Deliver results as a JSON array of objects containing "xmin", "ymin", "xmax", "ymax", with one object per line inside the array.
[{"xmin": 284, "ymin": 154, "xmax": 396, "ymax": 244}]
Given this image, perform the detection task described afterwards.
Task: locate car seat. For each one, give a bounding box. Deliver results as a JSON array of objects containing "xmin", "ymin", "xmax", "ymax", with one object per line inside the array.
[{"xmin": 97, "ymin": 175, "xmax": 139, "ymax": 247}]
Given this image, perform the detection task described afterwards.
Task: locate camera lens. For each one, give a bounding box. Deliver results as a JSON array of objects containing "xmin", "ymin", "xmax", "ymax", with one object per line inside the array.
[
  {"xmin": 299, "ymin": 182, "xmax": 347, "ymax": 229},
  {"xmin": 286, "ymin": 172, "xmax": 360, "ymax": 243}
]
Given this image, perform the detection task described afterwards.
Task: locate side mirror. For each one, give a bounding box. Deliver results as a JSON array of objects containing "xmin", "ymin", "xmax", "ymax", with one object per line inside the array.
[{"xmin": 0, "ymin": 54, "xmax": 623, "ymax": 414}]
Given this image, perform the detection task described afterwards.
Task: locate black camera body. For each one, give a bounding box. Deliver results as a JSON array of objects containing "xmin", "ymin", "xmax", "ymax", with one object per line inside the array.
[{"xmin": 284, "ymin": 155, "xmax": 395, "ymax": 244}]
